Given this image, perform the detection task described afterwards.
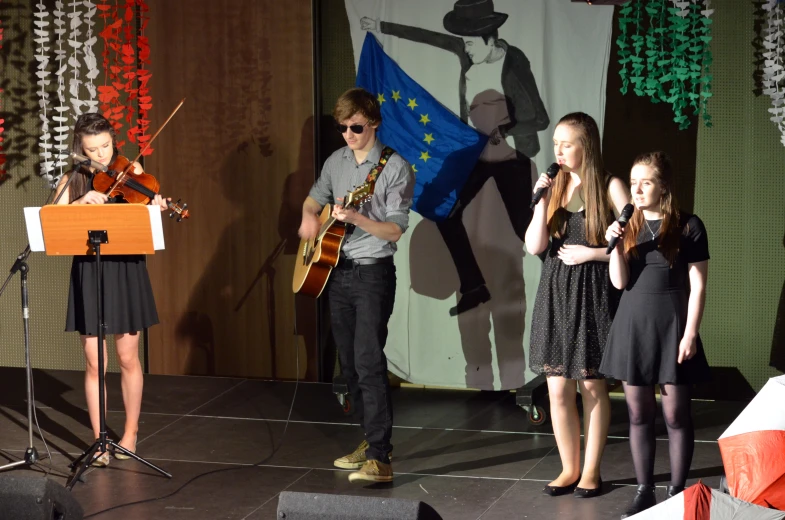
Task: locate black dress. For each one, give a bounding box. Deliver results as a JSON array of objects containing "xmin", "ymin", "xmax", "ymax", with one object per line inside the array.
[
  {"xmin": 65, "ymin": 193, "xmax": 159, "ymax": 336},
  {"xmin": 529, "ymin": 209, "xmax": 619, "ymax": 380},
  {"xmin": 599, "ymin": 213, "xmax": 712, "ymax": 385}
]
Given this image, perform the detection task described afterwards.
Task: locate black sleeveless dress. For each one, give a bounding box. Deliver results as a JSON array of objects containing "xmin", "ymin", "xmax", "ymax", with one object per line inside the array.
[
  {"xmin": 65, "ymin": 182, "xmax": 159, "ymax": 336},
  {"xmin": 529, "ymin": 209, "xmax": 620, "ymax": 379},
  {"xmin": 599, "ymin": 213, "xmax": 712, "ymax": 385}
]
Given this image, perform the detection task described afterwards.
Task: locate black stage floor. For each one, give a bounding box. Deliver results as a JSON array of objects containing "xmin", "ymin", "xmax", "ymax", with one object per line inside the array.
[{"xmin": 0, "ymin": 367, "xmax": 738, "ymax": 519}]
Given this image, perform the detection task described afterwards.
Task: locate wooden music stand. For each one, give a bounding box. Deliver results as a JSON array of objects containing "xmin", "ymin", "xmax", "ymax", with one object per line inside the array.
[
  {"xmin": 39, "ymin": 204, "xmax": 158, "ymax": 256},
  {"xmin": 38, "ymin": 205, "xmax": 172, "ymax": 487}
]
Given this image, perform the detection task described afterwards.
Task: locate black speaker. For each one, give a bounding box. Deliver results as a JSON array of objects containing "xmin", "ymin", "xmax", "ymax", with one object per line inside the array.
[
  {"xmin": 0, "ymin": 475, "xmax": 84, "ymax": 520},
  {"xmin": 276, "ymin": 491, "xmax": 442, "ymax": 519}
]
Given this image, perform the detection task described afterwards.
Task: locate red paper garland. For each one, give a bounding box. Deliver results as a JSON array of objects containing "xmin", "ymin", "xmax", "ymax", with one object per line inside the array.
[
  {"xmin": 96, "ymin": 0, "xmax": 124, "ymax": 145},
  {"xmin": 121, "ymin": 0, "xmax": 135, "ymax": 136},
  {"xmin": 96, "ymin": 0, "xmax": 153, "ymax": 151},
  {"xmin": 133, "ymin": 0, "xmax": 152, "ymax": 155}
]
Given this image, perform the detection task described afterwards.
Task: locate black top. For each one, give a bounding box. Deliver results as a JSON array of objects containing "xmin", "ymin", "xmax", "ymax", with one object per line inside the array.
[
  {"xmin": 627, "ymin": 213, "xmax": 710, "ymax": 294},
  {"xmin": 599, "ymin": 212, "xmax": 712, "ymax": 385}
]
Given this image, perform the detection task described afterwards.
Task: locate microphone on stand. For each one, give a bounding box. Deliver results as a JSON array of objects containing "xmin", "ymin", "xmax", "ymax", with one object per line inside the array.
[
  {"xmin": 606, "ymin": 203, "xmax": 635, "ymax": 254},
  {"xmin": 52, "ymin": 152, "xmax": 108, "ymax": 205},
  {"xmin": 530, "ymin": 163, "xmax": 561, "ymax": 209},
  {"xmin": 69, "ymin": 152, "xmax": 108, "ymax": 172},
  {"xmin": 51, "ymin": 154, "xmax": 101, "ymax": 205}
]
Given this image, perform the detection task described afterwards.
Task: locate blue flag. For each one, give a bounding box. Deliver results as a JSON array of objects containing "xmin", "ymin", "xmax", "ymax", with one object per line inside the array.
[{"xmin": 356, "ymin": 33, "xmax": 488, "ymax": 222}]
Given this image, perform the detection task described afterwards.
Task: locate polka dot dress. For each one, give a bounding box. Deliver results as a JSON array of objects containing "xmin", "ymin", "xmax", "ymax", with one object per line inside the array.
[{"xmin": 529, "ymin": 209, "xmax": 619, "ymax": 380}]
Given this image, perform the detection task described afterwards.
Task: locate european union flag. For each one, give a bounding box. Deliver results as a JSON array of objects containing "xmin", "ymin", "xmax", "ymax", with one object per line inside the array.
[{"xmin": 356, "ymin": 33, "xmax": 488, "ymax": 222}]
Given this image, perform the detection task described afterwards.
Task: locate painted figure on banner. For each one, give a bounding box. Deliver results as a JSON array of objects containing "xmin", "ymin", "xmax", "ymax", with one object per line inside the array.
[{"xmin": 362, "ymin": 0, "xmax": 549, "ymax": 317}]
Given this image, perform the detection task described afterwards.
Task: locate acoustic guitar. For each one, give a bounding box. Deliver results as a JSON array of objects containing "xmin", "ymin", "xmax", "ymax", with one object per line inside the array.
[{"xmin": 292, "ymin": 182, "xmax": 375, "ymax": 298}]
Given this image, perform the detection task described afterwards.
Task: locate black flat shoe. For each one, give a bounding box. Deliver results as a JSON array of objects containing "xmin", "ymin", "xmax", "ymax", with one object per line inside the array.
[
  {"xmin": 574, "ymin": 478, "xmax": 603, "ymax": 498},
  {"xmin": 542, "ymin": 476, "xmax": 581, "ymax": 497},
  {"xmin": 449, "ymin": 285, "xmax": 491, "ymax": 316},
  {"xmin": 620, "ymin": 485, "xmax": 656, "ymax": 519},
  {"xmin": 666, "ymin": 485, "xmax": 684, "ymax": 497}
]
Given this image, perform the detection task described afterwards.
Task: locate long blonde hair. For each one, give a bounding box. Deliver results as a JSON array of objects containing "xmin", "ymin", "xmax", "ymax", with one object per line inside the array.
[
  {"xmin": 623, "ymin": 151, "xmax": 681, "ymax": 265},
  {"xmin": 547, "ymin": 112, "xmax": 613, "ymax": 246}
]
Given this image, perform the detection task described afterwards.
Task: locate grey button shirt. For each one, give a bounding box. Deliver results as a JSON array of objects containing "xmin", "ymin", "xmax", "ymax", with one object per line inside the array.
[{"xmin": 308, "ymin": 139, "xmax": 415, "ymax": 259}]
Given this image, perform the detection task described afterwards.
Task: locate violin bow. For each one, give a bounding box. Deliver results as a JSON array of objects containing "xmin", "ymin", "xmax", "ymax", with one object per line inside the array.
[{"xmin": 108, "ymin": 98, "xmax": 186, "ymax": 192}]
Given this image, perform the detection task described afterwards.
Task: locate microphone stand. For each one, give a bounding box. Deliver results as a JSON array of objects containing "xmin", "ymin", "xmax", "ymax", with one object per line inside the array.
[{"xmin": 0, "ymin": 162, "xmax": 90, "ymax": 477}]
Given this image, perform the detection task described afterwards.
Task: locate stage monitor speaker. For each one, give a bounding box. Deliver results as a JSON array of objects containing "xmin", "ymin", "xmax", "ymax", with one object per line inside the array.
[
  {"xmin": 277, "ymin": 491, "xmax": 442, "ymax": 520},
  {"xmin": 0, "ymin": 475, "xmax": 84, "ymax": 520}
]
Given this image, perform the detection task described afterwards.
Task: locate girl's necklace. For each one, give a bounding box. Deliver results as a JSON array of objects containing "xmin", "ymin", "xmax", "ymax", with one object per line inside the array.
[{"xmin": 644, "ymin": 219, "xmax": 661, "ymax": 240}]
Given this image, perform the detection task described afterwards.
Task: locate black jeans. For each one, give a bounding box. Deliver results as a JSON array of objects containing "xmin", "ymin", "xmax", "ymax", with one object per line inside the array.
[
  {"xmin": 436, "ymin": 156, "xmax": 533, "ymax": 293},
  {"xmin": 328, "ymin": 262, "xmax": 396, "ymax": 463}
]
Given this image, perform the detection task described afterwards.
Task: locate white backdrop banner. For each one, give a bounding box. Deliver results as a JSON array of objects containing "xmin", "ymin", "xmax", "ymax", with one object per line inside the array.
[{"xmin": 343, "ymin": 0, "xmax": 613, "ymax": 389}]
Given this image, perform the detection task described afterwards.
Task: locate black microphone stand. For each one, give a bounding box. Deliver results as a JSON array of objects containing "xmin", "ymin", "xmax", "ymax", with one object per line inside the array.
[{"xmin": 0, "ymin": 163, "xmax": 88, "ymax": 477}]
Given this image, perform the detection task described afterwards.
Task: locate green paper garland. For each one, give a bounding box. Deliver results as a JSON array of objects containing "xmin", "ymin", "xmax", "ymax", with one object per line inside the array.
[{"xmin": 616, "ymin": 0, "xmax": 713, "ymax": 130}]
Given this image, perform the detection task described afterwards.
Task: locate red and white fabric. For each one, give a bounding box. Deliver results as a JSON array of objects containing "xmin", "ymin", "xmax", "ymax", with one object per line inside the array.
[
  {"xmin": 718, "ymin": 374, "xmax": 785, "ymax": 510},
  {"xmin": 628, "ymin": 481, "xmax": 785, "ymax": 519}
]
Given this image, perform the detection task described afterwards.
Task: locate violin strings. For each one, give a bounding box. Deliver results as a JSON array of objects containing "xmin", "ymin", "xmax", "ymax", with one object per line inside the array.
[
  {"xmin": 114, "ymin": 176, "xmax": 157, "ymax": 200},
  {"xmin": 105, "ymin": 171, "xmax": 182, "ymax": 213}
]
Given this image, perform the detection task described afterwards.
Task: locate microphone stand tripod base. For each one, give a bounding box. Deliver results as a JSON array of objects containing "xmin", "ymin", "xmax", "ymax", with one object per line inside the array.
[{"xmin": 0, "ymin": 258, "xmax": 71, "ymax": 479}]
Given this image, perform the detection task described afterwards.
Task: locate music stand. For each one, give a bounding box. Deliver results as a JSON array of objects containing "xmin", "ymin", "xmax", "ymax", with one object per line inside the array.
[{"xmin": 36, "ymin": 204, "xmax": 172, "ymax": 488}]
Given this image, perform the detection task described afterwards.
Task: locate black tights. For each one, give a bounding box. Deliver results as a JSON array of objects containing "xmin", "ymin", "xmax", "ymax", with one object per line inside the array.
[{"xmin": 623, "ymin": 383, "xmax": 694, "ymax": 488}]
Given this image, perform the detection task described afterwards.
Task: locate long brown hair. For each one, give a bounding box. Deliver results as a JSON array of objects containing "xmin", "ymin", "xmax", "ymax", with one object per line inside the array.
[
  {"xmin": 547, "ymin": 112, "xmax": 613, "ymax": 246},
  {"xmin": 623, "ymin": 151, "xmax": 680, "ymax": 265},
  {"xmin": 66, "ymin": 112, "xmax": 117, "ymax": 203}
]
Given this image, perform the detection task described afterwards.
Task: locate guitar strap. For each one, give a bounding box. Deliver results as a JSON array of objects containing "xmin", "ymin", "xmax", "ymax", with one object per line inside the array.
[{"xmin": 365, "ymin": 146, "xmax": 395, "ymax": 184}]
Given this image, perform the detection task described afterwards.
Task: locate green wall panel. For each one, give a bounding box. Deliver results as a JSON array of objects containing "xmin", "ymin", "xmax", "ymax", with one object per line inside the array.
[{"xmin": 694, "ymin": 0, "xmax": 785, "ymax": 391}]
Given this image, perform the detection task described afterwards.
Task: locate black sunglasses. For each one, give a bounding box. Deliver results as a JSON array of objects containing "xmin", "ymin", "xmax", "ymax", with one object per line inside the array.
[{"xmin": 335, "ymin": 121, "xmax": 370, "ymax": 134}]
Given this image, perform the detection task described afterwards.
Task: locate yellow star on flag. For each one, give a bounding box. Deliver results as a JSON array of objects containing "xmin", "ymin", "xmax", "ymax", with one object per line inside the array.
[
  {"xmin": 411, "ymin": 164, "xmax": 418, "ymax": 173},
  {"xmin": 423, "ymin": 133, "xmax": 435, "ymax": 145},
  {"xmin": 407, "ymin": 98, "xmax": 418, "ymax": 110},
  {"xmin": 419, "ymin": 113, "xmax": 431, "ymax": 125},
  {"xmin": 377, "ymin": 93, "xmax": 386, "ymax": 105},
  {"xmin": 392, "ymin": 90, "xmax": 401, "ymax": 102},
  {"xmin": 420, "ymin": 151, "xmax": 431, "ymax": 162}
]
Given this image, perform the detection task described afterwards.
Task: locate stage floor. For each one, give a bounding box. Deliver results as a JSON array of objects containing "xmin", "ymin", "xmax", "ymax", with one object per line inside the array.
[{"xmin": 0, "ymin": 367, "xmax": 738, "ymax": 519}]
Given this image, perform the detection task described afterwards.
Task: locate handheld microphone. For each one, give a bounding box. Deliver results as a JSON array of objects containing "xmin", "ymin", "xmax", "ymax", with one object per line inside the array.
[
  {"xmin": 606, "ymin": 203, "xmax": 635, "ymax": 254},
  {"xmin": 530, "ymin": 163, "xmax": 561, "ymax": 209},
  {"xmin": 69, "ymin": 151, "xmax": 108, "ymax": 172}
]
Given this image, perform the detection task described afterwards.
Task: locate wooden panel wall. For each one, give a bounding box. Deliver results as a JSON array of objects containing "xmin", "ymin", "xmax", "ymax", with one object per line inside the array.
[{"xmin": 145, "ymin": 0, "xmax": 317, "ymax": 379}]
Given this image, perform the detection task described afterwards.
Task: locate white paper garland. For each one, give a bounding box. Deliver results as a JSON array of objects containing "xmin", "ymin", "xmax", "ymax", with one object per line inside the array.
[
  {"xmin": 763, "ymin": 0, "xmax": 785, "ymax": 146},
  {"xmin": 33, "ymin": 2, "xmax": 54, "ymax": 181},
  {"xmin": 53, "ymin": 1, "xmax": 69, "ymax": 177},
  {"xmin": 67, "ymin": 1, "xmax": 99, "ymax": 116},
  {"xmin": 81, "ymin": 1, "xmax": 100, "ymax": 114},
  {"xmin": 668, "ymin": 1, "xmax": 713, "ymax": 19},
  {"xmin": 701, "ymin": 0, "xmax": 713, "ymax": 20},
  {"xmin": 670, "ymin": 0, "xmax": 691, "ymax": 17},
  {"xmin": 35, "ymin": 1, "xmax": 101, "ymax": 182}
]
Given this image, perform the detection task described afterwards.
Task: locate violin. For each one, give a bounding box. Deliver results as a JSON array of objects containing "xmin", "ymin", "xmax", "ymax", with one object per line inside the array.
[
  {"xmin": 89, "ymin": 98, "xmax": 190, "ymax": 222},
  {"xmin": 92, "ymin": 154, "xmax": 190, "ymax": 222}
]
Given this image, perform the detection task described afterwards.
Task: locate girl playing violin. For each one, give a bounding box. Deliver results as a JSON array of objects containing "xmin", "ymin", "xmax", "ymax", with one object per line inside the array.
[{"xmin": 53, "ymin": 112, "xmax": 168, "ymax": 467}]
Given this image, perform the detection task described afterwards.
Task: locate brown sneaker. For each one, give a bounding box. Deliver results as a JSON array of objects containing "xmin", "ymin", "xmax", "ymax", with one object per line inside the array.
[
  {"xmin": 348, "ymin": 459, "xmax": 393, "ymax": 483},
  {"xmin": 334, "ymin": 440, "xmax": 369, "ymax": 469},
  {"xmin": 333, "ymin": 441, "xmax": 392, "ymax": 470}
]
